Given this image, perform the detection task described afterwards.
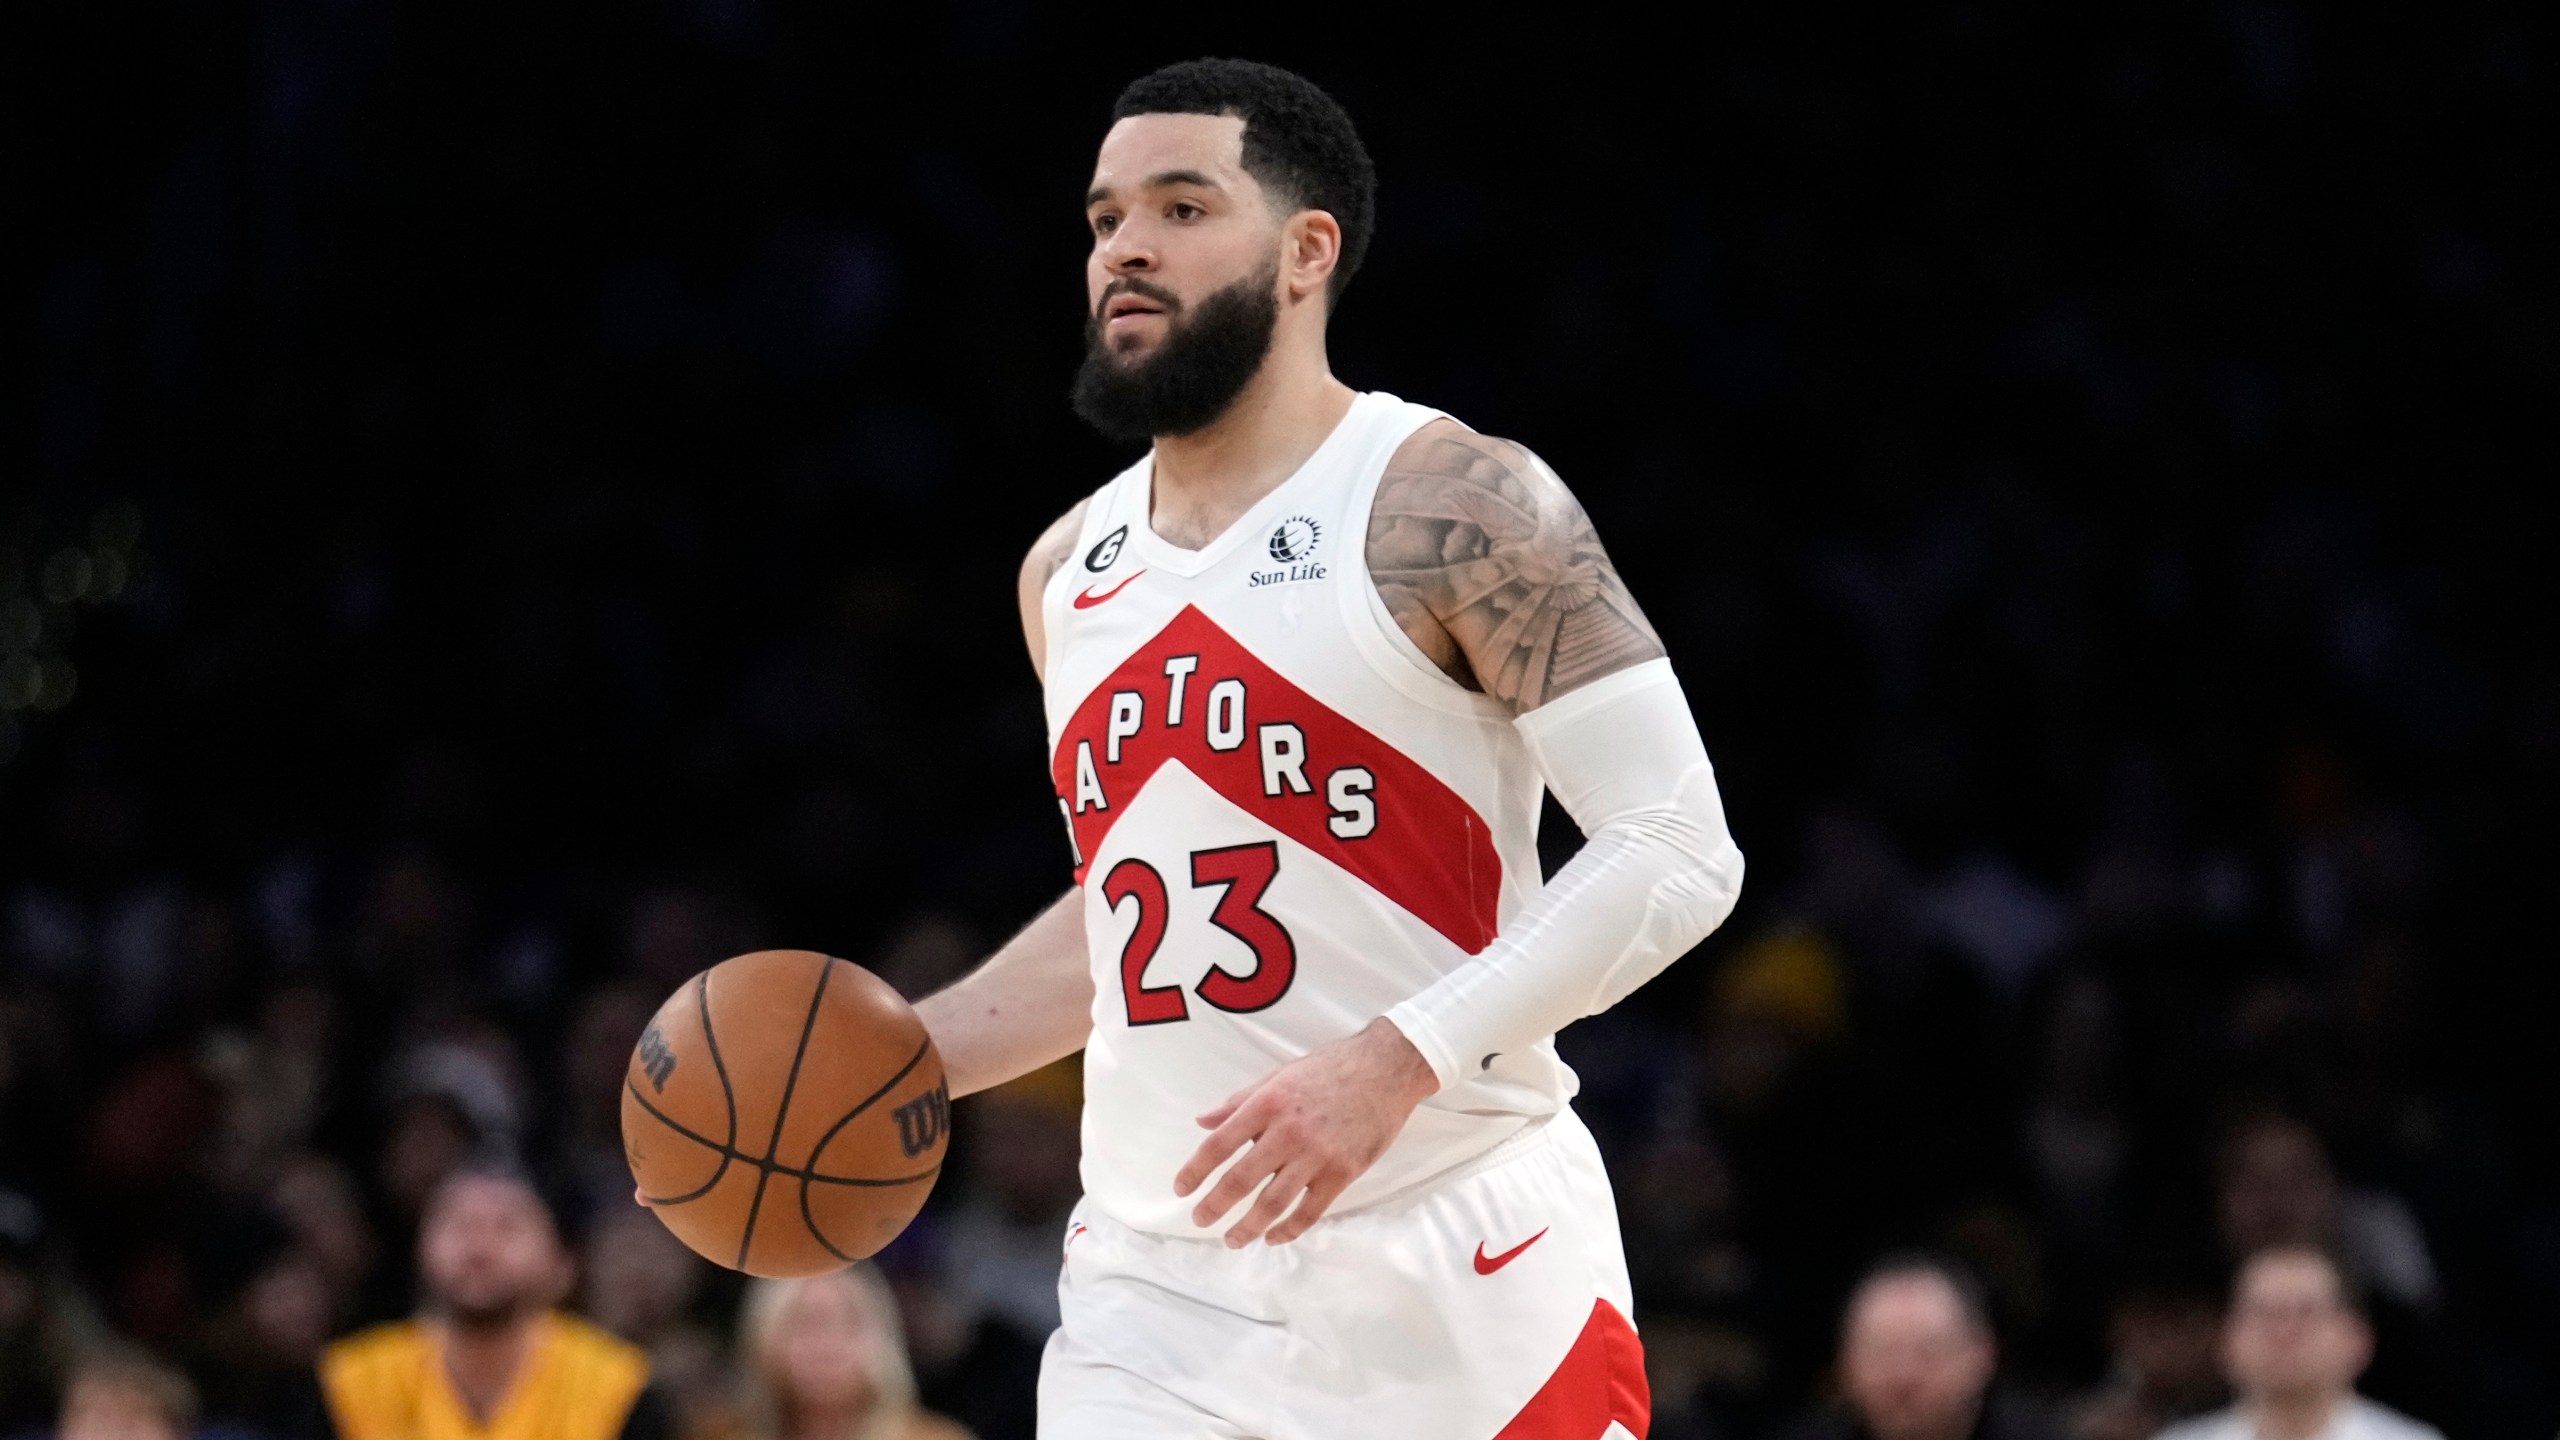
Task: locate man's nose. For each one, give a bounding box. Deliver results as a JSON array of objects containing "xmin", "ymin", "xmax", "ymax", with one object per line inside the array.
[{"xmin": 1100, "ymin": 224, "xmax": 1155, "ymax": 273}]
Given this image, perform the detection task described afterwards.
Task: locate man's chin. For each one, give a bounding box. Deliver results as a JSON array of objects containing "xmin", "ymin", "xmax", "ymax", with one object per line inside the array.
[
  {"xmin": 1103, "ymin": 334, "xmax": 1161, "ymax": 365},
  {"xmin": 442, "ymin": 1296, "xmax": 532, "ymax": 1331}
]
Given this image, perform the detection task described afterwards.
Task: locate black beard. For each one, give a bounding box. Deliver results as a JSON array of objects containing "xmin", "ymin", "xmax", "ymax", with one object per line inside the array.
[
  {"xmin": 442, "ymin": 1294, "xmax": 532, "ymax": 1332},
  {"xmin": 1071, "ymin": 263, "xmax": 1279, "ymax": 444}
]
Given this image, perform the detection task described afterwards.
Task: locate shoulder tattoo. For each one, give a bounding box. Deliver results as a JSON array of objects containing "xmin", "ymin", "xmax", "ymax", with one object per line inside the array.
[{"xmin": 1366, "ymin": 429, "xmax": 1664, "ymax": 712}]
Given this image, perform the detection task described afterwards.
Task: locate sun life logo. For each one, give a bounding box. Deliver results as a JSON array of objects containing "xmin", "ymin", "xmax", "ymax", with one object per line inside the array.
[{"xmin": 1268, "ymin": 516, "xmax": 1322, "ymax": 564}]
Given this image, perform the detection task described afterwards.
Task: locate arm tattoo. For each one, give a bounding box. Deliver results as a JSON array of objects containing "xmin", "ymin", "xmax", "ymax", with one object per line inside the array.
[{"xmin": 1366, "ymin": 428, "xmax": 1665, "ymax": 712}]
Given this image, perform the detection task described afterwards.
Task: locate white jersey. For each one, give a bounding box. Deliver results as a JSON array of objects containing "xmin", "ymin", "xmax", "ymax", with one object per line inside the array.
[
  {"xmin": 2158, "ymin": 1399, "xmax": 2445, "ymax": 1440},
  {"xmin": 1040, "ymin": 391, "xmax": 1573, "ymax": 1237}
]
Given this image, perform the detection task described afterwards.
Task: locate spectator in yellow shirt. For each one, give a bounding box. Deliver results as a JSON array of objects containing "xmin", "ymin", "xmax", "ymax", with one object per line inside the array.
[{"xmin": 320, "ymin": 1165, "xmax": 668, "ymax": 1440}]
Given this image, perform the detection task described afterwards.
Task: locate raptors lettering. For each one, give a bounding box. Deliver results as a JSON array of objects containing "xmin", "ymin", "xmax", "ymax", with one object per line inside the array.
[
  {"xmin": 1070, "ymin": 657, "xmax": 1377, "ymax": 840},
  {"xmin": 1051, "ymin": 604, "xmax": 1504, "ymax": 955}
]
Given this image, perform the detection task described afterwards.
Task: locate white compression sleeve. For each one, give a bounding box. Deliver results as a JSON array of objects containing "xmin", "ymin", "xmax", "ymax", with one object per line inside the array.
[{"xmin": 1384, "ymin": 658, "xmax": 1745, "ymax": 1089}]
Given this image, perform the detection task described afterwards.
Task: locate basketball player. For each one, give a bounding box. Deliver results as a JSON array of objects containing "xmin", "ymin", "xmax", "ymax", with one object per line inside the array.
[{"xmin": 914, "ymin": 59, "xmax": 1744, "ymax": 1439}]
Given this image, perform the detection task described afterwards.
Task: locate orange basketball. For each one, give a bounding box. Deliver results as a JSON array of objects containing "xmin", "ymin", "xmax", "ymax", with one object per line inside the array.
[{"xmin": 621, "ymin": 950, "xmax": 949, "ymax": 1277}]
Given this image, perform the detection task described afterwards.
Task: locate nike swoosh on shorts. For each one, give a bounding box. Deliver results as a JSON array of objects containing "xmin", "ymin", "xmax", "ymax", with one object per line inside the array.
[{"xmin": 1472, "ymin": 1227, "xmax": 1550, "ymax": 1275}]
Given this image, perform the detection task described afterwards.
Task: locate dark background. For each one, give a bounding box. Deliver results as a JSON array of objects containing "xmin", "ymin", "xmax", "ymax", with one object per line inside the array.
[{"xmin": 5, "ymin": 2, "xmax": 2555, "ymax": 1437}]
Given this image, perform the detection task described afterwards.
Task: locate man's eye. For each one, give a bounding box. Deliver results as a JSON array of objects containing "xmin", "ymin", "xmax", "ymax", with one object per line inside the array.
[
  {"xmin": 1093, "ymin": 213, "xmax": 1119, "ymax": 235},
  {"xmin": 1171, "ymin": 202, "xmax": 1202, "ymax": 221}
]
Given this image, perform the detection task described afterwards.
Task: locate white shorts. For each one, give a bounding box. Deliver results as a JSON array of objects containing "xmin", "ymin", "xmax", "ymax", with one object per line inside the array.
[{"xmin": 1037, "ymin": 1109, "xmax": 1649, "ymax": 1440}]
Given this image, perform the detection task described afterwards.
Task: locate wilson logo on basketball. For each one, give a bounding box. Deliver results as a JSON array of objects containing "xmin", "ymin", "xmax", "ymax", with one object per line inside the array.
[
  {"xmin": 636, "ymin": 1023, "xmax": 677, "ymax": 1091},
  {"xmin": 893, "ymin": 1084, "xmax": 950, "ymax": 1158}
]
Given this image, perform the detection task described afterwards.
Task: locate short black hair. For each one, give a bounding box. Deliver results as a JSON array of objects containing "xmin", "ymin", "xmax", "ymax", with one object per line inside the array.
[
  {"xmin": 426, "ymin": 1155, "xmax": 560, "ymax": 1235},
  {"xmin": 1847, "ymin": 1250, "xmax": 1997, "ymax": 1340},
  {"xmin": 1111, "ymin": 59, "xmax": 1377, "ymax": 301},
  {"xmin": 2237, "ymin": 1243, "xmax": 2372, "ymax": 1320}
]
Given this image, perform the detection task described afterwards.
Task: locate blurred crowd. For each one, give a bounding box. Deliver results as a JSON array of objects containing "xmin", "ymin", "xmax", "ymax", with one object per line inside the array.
[
  {"xmin": 3, "ymin": 621, "xmax": 2552, "ymax": 1437},
  {"xmin": 7, "ymin": 1, "xmax": 2552, "ymax": 1438},
  {"xmin": 0, "ymin": 892, "xmax": 1081, "ymax": 1440}
]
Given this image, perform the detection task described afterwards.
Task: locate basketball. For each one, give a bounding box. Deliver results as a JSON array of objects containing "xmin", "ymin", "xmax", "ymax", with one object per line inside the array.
[{"xmin": 622, "ymin": 950, "xmax": 950, "ymax": 1277}]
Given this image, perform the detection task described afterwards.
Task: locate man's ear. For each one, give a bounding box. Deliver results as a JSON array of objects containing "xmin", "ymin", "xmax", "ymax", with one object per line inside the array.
[
  {"xmin": 1284, "ymin": 210, "xmax": 1343, "ymax": 303},
  {"xmin": 1970, "ymin": 1333, "xmax": 2000, "ymax": 1385}
]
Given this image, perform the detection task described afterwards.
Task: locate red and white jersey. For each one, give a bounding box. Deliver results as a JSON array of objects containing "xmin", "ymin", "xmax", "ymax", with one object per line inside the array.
[{"xmin": 1041, "ymin": 392, "xmax": 1573, "ymax": 1238}]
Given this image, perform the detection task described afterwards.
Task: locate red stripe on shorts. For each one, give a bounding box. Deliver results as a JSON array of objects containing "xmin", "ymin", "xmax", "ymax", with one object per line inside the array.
[{"xmin": 1491, "ymin": 1297, "xmax": 1649, "ymax": 1438}]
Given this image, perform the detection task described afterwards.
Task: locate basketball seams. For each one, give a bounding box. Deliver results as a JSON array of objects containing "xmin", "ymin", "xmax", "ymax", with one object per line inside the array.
[
  {"xmin": 805, "ymin": 1165, "xmax": 942, "ymax": 1187},
  {"xmin": 797, "ymin": 1162, "xmax": 946, "ymax": 1265},
  {"xmin": 696, "ymin": 970, "xmax": 740, "ymax": 1149},
  {"xmin": 620, "ymin": 1084, "xmax": 943, "ymax": 1187},
  {"xmin": 626, "ymin": 950, "xmax": 949, "ymax": 1276},
  {"xmin": 802, "ymin": 1186, "xmax": 862, "ymax": 1266},
  {"xmin": 733, "ymin": 953, "xmax": 836, "ymax": 1271},
  {"xmin": 626, "ymin": 972, "xmax": 744, "ymax": 1207},
  {"xmin": 798, "ymin": 1033, "xmax": 945, "ymax": 1262},
  {"xmin": 801, "ymin": 1034, "xmax": 937, "ymax": 1175},
  {"xmin": 624, "ymin": 1079, "xmax": 731, "ymax": 1205}
]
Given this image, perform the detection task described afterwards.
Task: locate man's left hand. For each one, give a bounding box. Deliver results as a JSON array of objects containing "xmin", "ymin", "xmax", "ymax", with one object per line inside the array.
[{"xmin": 1173, "ymin": 1016, "xmax": 1440, "ymax": 1247}]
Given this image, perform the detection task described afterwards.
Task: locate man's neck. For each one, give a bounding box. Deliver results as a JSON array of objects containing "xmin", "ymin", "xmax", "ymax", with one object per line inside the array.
[
  {"xmin": 2251, "ymin": 1391, "xmax": 2348, "ymax": 1440},
  {"xmin": 1878, "ymin": 1399, "xmax": 1983, "ymax": 1440},
  {"xmin": 1148, "ymin": 352, "xmax": 1356, "ymax": 550},
  {"xmin": 434, "ymin": 1311, "xmax": 545, "ymax": 1423},
  {"xmin": 788, "ymin": 1396, "xmax": 874, "ymax": 1440}
]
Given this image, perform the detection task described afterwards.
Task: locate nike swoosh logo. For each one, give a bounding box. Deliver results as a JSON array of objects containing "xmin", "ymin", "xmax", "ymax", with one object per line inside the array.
[
  {"xmin": 1473, "ymin": 1227, "xmax": 1549, "ymax": 1275},
  {"xmin": 1073, "ymin": 570, "xmax": 1145, "ymax": 609}
]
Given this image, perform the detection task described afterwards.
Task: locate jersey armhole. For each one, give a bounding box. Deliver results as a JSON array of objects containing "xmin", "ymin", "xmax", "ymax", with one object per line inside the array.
[{"xmin": 1039, "ymin": 463, "xmax": 1149, "ymax": 675}]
